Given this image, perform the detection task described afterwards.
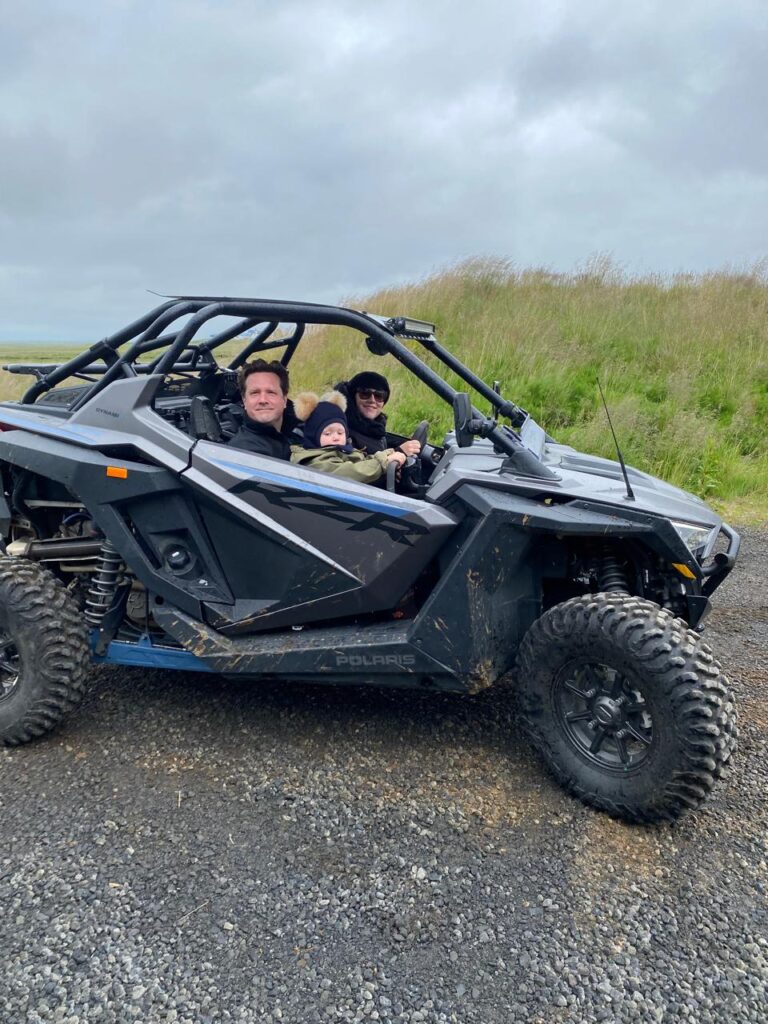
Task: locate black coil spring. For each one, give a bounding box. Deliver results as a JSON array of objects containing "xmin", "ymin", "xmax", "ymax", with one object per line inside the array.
[
  {"xmin": 597, "ymin": 548, "xmax": 629, "ymax": 593},
  {"xmin": 84, "ymin": 541, "xmax": 123, "ymax": 627}
]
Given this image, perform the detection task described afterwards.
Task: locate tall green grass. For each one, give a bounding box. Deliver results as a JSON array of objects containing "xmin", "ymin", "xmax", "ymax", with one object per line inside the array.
[
  {"xmin": 1, "ymin": 257, "xmax": 766, "ymax": 516},
  {"xmin": 293, "ymin": 258, "xmax": 768, "ymax": 515}
]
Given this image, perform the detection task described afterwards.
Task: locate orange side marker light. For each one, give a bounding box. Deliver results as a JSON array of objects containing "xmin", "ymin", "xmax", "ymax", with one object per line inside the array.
[
  {"xmin": 106, "ymin": 466, "xmax": 128, "ymax": 479},
  {"xmin": 672, "ymin": 562, "xmax": 696, "ymax": 579}
]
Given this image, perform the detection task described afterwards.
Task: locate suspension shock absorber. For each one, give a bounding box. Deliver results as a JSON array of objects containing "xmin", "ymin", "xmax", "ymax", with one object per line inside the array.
[
  {"xmin": 84, "ymin": 540, "xmax": 124, "ymax": 627},
  {"xmin": 597, "ymin": 545, "xmax": 629, "ymax": 593}
]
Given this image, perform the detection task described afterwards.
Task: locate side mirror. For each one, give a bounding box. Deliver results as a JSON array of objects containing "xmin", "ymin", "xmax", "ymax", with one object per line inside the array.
[{"xmin": 453, "ymin": 392, "xmax": 474, "ymax": 448}]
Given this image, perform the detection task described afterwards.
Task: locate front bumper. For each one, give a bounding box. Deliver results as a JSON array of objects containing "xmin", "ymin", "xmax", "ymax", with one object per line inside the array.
[{"xmin": 701, "ymin": 523, "xmax": 740, "ymax": 597}]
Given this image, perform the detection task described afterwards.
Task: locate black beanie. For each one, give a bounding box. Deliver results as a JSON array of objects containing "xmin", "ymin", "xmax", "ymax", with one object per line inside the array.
[
  {"xmin": 295, "ymin": 391, "xmax": 352, "ymax": 450},
  {"xmin": 347, "ymin": 371, "xmax": 390, "ymax": 404}
]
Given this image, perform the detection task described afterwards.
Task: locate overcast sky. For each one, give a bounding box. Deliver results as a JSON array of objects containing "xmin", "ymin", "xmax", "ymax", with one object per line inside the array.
[{"xmin": 1, "ymin": 0, "xmax": 766, "ymax": 340}]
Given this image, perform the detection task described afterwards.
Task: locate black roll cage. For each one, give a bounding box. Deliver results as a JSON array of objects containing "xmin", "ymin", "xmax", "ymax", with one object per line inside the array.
[{"xmin": 4, "ymin": 295, "xmax": 532, "ymax": 461}]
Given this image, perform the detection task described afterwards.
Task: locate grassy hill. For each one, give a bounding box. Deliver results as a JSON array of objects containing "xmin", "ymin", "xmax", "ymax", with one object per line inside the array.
[
  {"xmin": 293, "ymin": 258, "xmax": 768, "ymax": 519},
  {"xmin": 1, "ymin": 257, "xmax": 766, "ymax": 519}
]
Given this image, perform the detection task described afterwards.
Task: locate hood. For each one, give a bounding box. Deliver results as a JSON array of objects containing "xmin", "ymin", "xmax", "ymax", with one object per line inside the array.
[
  {"xmin": 545, "ymin": 443, "xmax": 720, "ymax": 527},
  {"xmin": 428, "ymin": 434, "xmax": 721, "ymax": 531}
]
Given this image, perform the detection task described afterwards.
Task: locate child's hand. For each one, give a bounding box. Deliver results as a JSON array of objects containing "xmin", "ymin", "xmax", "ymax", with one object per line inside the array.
[{"xmin": 386, "ymin": 450, "xmax": 407, "ymax": 467}]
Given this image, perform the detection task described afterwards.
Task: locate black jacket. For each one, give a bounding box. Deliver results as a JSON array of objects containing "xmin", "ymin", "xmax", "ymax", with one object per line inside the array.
[
  {"xmin": 225, "ymin": 399, "xmax": 301, "ymax": 460},
  {"xmin": 227, "ymin": 404, "xmax": 299, "ymax": 460}
]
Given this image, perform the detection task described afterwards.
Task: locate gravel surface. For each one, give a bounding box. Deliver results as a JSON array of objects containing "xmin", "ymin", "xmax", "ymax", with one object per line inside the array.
[{"xmin": 2, "ymin": 527, "xmax": 766, "ymax": 1024}]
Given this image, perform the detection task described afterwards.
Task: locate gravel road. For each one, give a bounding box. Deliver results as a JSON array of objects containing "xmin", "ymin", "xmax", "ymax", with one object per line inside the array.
[{"xmin": 2, "ymin": 528, "xmax": 766, "ymax": 1024}]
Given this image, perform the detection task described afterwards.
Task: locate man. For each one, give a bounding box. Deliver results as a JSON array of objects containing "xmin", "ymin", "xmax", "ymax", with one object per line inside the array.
[{"xmin": 227, "ymin": 358, "xmax": 297, "ymax": 459}]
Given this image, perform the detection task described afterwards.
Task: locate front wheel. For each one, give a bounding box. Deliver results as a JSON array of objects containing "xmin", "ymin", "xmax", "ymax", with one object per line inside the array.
[
  {"xmin": 0, "ymin": 558, "xmax": 91, "ymax": 745},
  {"xmin": 515, "ymin": 593, "xmax": 737, "ymax": 822}
]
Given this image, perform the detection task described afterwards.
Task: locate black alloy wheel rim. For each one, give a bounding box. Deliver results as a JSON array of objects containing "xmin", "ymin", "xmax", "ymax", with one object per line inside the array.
[
  {"xmin": 0, "ymin": 632, "xmax": 21, "ymax": 702},
  {"xmin": 554, "ymin": 660, "xmax": 654, "ymax": 771}
]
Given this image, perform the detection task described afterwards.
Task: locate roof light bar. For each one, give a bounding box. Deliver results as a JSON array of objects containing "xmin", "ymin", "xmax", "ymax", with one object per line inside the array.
[{"xmin": 386, "ymin": 317, "xmax": 436, "ymax": 339}]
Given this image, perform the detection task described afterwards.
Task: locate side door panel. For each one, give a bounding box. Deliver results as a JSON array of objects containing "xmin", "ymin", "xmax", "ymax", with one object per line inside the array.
[{"xmin": 184, "ymin": 442, "xmax": 459, "ymax": 633}]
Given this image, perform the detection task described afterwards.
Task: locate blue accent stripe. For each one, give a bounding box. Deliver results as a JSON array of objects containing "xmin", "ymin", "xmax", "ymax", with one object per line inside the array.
[
  {"xmin": 207, "ymin": 455, "xmax": 410, "ymax": 517},
  {"xmin": 0, "ymin": 408, "xmax": 111, "ymax": 443},
  {"xmin": 0, "ymin": 406, "xmax": 410, "ymax": 517},
  {"xmin": 91, "ymin": 634, "xmax": 216, "ymax": 672}
]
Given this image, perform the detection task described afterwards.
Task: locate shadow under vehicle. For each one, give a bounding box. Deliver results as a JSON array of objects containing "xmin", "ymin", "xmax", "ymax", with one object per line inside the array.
[{"xmin": 0, "ymin": 296, "xmax": 739, "ymax": 821}]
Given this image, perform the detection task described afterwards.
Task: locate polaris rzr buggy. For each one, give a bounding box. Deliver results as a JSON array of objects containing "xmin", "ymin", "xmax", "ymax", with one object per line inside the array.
[{"xmin": 0, "ymin": 296, "xmax": 740, "ymax": 821}]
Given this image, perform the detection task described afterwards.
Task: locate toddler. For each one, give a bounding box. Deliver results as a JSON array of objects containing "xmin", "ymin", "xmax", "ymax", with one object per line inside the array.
[{"xmin": 291, "ymin": 391, "xmax": 406, "ymax": 483}]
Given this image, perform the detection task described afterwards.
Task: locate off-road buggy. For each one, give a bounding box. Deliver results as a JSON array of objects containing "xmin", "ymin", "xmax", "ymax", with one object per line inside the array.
[{"xmin": 0, "ymin": 297, "xmax": 739, "ymax": 821}]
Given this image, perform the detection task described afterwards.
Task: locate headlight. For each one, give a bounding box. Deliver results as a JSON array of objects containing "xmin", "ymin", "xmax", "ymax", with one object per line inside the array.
[{"xmin": 670, "ymin": 520, "xmax": 720, "ymax": 560}]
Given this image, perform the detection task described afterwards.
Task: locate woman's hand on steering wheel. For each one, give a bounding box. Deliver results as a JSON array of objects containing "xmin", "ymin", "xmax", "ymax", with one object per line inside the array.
[
  {"xmin": 398, "ymin": 420, "xmax": 429, "ymax": 458},
  {"xmin": 398, "ymin": 438, "xmax": 422, "ymax": 457}
]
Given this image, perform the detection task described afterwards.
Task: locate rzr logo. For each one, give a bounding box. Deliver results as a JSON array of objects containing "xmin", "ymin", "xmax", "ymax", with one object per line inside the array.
[
  {"xmin": 336, "ymin": 653, "xmax": 416, "ymax": 668},
  {"xmin": 234, "ymin": 482, "xmax": 426, "ymax": 545}
]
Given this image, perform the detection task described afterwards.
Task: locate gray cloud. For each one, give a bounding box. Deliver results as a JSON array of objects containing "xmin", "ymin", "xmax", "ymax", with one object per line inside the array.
[{"xmin": 0, "ymin": 0, "xmax": 765, "ymax": 339}]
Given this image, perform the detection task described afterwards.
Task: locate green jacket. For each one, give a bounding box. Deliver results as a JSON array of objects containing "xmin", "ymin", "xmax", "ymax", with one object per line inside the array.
[{"xmin": 290, "ymin": 445, "xmax": 392, "ymax": 483}]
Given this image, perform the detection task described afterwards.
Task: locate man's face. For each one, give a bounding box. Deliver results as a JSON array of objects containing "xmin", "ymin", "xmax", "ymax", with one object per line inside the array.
[{"xmin": 243, "ymin": 372, "xmax": 287, "ymax": 429}]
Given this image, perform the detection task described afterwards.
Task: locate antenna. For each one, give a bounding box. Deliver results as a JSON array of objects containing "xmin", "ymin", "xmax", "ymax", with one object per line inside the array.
[{"xmin": 596, "ymin": 378, "xmax": 635, "ymax": 501}]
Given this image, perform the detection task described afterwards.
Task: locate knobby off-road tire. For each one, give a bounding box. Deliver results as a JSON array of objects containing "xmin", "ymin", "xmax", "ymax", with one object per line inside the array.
[
  {"xmin": 0, "ymin": 557, "xmax": 91, "ymax": 746},
  {"xmin": 516, "ymin": 593, "xmax": 737, "ymax": 823}
]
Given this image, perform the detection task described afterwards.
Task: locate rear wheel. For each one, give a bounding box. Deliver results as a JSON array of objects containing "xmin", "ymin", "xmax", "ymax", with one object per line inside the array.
[
  {"xmin": 516, "ymin": 593, "xmax": 737, "ymax": 822},
  {"xmin": 0, "ymin": 558, "xmax": 91, "ymax": 745}
]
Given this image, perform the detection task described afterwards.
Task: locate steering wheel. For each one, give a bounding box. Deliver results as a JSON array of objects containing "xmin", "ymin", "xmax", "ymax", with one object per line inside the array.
[
  {"xmin": 386, "ymin": 421, "xmax": 431, "ymax": 492},
  {"xmin": 386, "ymin": 455, "xmax": 418, "ymax": 492},
  {"xmin": 411, "ymin": 420, "xmax": 429, "ymax": 449}
]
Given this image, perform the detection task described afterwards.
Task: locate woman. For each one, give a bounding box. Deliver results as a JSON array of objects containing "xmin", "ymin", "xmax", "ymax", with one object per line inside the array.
[{"xmin": 338, "ymin": 371, "xmax": 422, "ymax": 457}]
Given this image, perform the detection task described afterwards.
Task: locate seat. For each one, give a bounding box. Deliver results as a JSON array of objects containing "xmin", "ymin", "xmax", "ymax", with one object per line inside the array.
[
  {"xmin": 188, "ymin": 395, "xmax": 223, "ymax": 442},
  {"xmin": 217, "ymin": 402, "xmax": 244, "ymax": 440}
]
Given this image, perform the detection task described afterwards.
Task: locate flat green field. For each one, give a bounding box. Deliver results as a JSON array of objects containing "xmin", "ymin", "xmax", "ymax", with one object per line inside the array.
[{"xmin": 2, "ymin": 258, "xmax": 766, "ymax": 523}]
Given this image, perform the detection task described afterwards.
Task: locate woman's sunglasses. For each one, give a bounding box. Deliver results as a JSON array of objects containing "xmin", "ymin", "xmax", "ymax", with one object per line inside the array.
[{"xmin": 357, "ymin": 388, "xmax": 387, "ymax": 402}]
